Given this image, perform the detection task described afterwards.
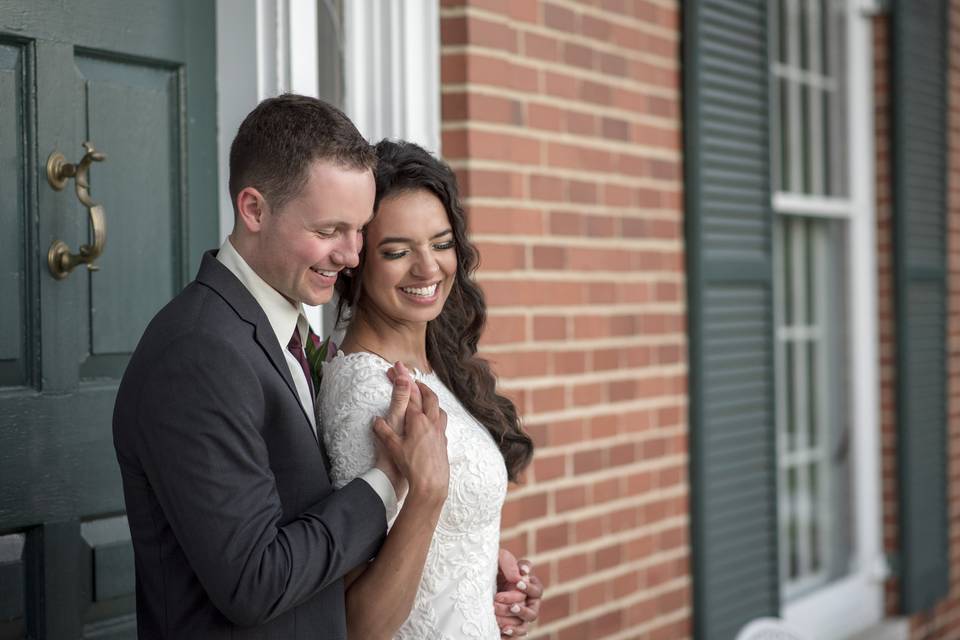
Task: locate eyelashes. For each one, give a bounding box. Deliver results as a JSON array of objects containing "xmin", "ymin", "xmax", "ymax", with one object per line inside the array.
[{"xmin": 381, "ymin": 241, "xmax": 455, "ymax": 260}]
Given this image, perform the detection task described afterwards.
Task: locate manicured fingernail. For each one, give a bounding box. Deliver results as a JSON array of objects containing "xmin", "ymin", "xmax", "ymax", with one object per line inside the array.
[
  {"xmin": 520, "ymin": 564, "xmax": 531, "ymax": 575},
  {"xmin": 516, "ymin": 580, "xmax": 526, "ymax": 590},
  {"xmin": 510, "ymin": 604, "xmax": 521, "ymax": 614}
]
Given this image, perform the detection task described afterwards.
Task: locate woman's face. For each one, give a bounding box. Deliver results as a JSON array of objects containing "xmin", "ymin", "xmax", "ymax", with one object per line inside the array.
[{"xmin": 359, "ymin": 188, "xmax": 458, "ymax": 326}]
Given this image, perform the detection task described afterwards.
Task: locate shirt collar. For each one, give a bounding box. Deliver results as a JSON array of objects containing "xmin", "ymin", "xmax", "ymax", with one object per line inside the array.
[{"xmin": 216, "ymin": 237, "xmax": 308, "ymax": 348}]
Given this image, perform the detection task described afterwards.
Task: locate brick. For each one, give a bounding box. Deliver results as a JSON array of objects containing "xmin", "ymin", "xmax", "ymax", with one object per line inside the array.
[
  {"xmin": 532, "ymin": 385, "xmax": 566, "ymax": 413},
  {"xmin": 536, "ymin": 522, "xmax": 569, "ymax": 552},
  {"xmin": 593, "ymin": 477, "xmax": 621, "ymax": 502},
  {"xmin": 563, "ymin": 42, "xmax": 595, "ymax": 70},
  {"xmin": 460, "ymin": 169, "xmax": 523, "ymax": 198},
  {"xmin": 490, "ymin": 350, "xmax": 549, "ymax": 378},
  {"xmin": 465, "ymin": 14, "xmax": 517, "ymax": 53},
  {"xmin": 533, "ymin": 453, "xmax": 567, "ymax": 482},
  {"xmin": 533, "ymin": 315, "xmax": 567, "ymax": 340},
  {"xmin": 540, "ymin": 591, "xmax": 572, "ymax": 625},
  {"xmin": 528, "ymin": 103, "xmax": 564, "ymax": 132},
  {"xmin": 572, "ymin": 381, "xmax": 605, "ymax": 406},
  {"xmin": 573, "ymin": 448, "xmax": 604, "ymax": 474},
  {"xmin": 530, "ymin": 174, "xmax": 566, "ymax": 202},
  {"xmin": 466, "ymin": 206, "xmax": 543, "ymax": 235},
  {"xmin": 602, "ymin": 116, "xmax": 631, "ymax": 141},
  {"xmin": 474, "ymin": 241, "xmax": 526, "ymax": 271},
  {"xmin": 557, "ymin": 552, "xmax": 590, "ymax": 582},
  {"xmin": 546, "ymin": 418, "xmax": 585, "ymax": 446},
  {"xmin": 523, "ymin": 31, "xmax": 560, "ymax": 62},
  {"xmin": 544, "ymin": 2, "xmax": 577, "ymax": 32},
  {"xmin": 440, "ymin": 15, "xmax": 467, "ymax": 46},
  {"xmin": 553, "ymin": 350, "xmax": 587, "ymax": 375},
  {"xmin": 483, "ymin": 314, "xmax": 526, "ymax": 344},
  {"xmin": 545, "ymin": 70, "xmax": 580, "ymax": 100},
  {"xmin": 549, "ymin": 211, "xmax": 583, "ymax": 235},
  {"xmin": 574, "ymin": 515, "xmax": 605, "ymax": 542},
  {"xmin": 555, "ymin": 486, "xmax": 587, "ymax": 512},
  {"xmin": 576, "ymin": 582, "xmax": 607, "ymax": 611},
  {"xmin": 501, "ymin": 492, "xmax": 548, "ymax": 528},
  {"xmin": 532, "ymin": 245, "xmax": 567, "ymax": 269},
  {"xmin": 466, "ymin": 128, "xmax": 541, "ymax": 164}
]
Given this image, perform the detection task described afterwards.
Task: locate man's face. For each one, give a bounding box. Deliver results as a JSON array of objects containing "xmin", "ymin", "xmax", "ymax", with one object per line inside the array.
[{"xmin": 255, "ymin": 160, "xmax": 375, "ymax": 306}]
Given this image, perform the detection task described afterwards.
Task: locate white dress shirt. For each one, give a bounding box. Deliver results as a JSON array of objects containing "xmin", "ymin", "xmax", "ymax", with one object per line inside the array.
[{"xmin": 216, "ymin": 238, "xmax": 397, "ymax": 516}]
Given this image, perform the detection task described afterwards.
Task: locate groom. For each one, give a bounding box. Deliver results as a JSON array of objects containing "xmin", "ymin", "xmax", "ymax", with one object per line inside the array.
[{"xmin": 114, "ymin": 94, "xmax": 539, "ymax": 639}]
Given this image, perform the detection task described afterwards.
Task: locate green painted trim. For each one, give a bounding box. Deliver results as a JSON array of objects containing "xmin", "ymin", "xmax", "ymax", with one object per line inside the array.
[
  {"xmin": 684, "ymin": 2, "xmax": 779, "ymax": 637},
  {"xmin": 891, "ymin": 0, "xmax": 951, "ymax": 615}
]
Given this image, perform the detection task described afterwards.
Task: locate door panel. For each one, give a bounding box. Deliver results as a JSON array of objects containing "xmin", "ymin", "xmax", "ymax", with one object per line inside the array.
[
  {"xmin": 0, "ymin": 1, "xmax": 217, "ymax": 637},
  {"xmin": 77, "ymin": 55, "xmax": 182, "ymax": 375},
  {"xmin": 0, "ymin": 42, "xmax": 28, "ymax": 388}
]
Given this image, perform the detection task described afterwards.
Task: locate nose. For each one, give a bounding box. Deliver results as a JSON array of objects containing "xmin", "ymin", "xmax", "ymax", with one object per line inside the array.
[
  {"xmin": 331, "ymin": 230, "xmax": 362, "ymax": 268},
  {"xmin": 411, "ymin": 249, "xmax": 441, "ymax": 278}
]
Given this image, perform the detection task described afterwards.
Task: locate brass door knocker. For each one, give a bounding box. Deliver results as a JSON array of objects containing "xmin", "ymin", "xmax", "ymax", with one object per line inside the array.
[{"xmin": 46, "ymin": 141, "xmax": 107, "ymax": 279}]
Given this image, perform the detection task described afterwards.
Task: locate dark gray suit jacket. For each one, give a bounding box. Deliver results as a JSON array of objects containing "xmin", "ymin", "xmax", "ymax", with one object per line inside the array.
[{"xmin": 114, "ymin": 251, "xmax": 386, "ymax": 639}]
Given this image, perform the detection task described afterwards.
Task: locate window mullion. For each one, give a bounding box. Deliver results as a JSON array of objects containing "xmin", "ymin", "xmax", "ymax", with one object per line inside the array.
[{"xmin": 791, "ymin": 218, "xmax": 813, "ymax": 578}]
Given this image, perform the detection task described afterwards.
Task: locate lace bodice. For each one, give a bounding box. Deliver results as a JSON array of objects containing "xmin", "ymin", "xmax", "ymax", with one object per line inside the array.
[{"xmin": 319, "ymin": 351, "xmax": 508, "ymax": 640}]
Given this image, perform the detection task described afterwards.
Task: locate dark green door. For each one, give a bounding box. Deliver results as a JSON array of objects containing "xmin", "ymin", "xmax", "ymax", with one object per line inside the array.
[{"xmin": 0, "ymin": 2, "xmax": 217, "ymax": 637}]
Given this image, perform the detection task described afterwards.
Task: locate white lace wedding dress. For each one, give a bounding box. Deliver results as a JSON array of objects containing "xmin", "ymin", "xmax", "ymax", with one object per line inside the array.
[{"xmin": 319, "ymin": 351, "xmax": 508, "ymax": 640}]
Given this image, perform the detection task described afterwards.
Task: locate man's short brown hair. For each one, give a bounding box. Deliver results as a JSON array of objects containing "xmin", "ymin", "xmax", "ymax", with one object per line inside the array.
[{"xmin": 228, "ymin": 94, "xmax": 377, "ymax": 213}]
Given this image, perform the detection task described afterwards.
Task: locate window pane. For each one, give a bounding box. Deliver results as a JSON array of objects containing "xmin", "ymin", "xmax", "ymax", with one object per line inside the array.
[{"xmin": 774, "ymin": 216, "xmax": 851, "ymax": 599}]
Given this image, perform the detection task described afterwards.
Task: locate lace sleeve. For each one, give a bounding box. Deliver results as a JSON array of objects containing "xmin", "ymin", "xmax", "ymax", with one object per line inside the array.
[{"xmin": 318, "ymin": 352, "xmax": 394, "ymax": 490}]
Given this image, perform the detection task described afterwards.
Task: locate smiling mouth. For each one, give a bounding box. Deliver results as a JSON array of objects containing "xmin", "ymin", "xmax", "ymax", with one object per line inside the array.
[
  {"xmin": 311, "ymin": 267, "xmax": 339, "ymax": 277},
  {"xmin": 400, "ymin": 283, "xmax": 439, "ymax": 297}
]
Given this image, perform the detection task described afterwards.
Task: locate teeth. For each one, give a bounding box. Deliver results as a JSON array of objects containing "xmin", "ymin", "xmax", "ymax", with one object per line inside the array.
[
  {"xmin": 401, "ymin": 283, "xmax": 438, "ymax": 297},
  {"xmin": 312, "ymin": 268, "xmax": 337, "ymax": 277}
]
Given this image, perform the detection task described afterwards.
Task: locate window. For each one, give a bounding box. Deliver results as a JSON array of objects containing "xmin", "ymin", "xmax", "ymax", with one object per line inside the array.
[{"xmin": 770, "ymin": 1, "xmax": 884, "ymax": 636}]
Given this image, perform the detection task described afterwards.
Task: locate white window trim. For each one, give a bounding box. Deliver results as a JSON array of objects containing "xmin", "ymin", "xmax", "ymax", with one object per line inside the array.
[
  {"xmin": 780, "ymin": 3, "xmax": 888, "ymax": 638},
  {"xmin": 216, "ymin": 0, "xmax": 326, "ymax": 332},
  {"xmin": 343, "ymin": 0, "xmax": 441, "ymax": 153},
  {"xmin": 321, "ymin": 0, "xmax": 441, "ymax": 340}
]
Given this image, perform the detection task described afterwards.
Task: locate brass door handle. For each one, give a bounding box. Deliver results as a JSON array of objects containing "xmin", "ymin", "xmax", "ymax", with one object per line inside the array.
[{"xmin": 46, "ymin": 142, "xmax": 107, "ymax": 279}]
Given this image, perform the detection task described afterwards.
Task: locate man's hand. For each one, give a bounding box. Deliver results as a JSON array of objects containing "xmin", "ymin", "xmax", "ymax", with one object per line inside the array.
[
  {"xmin": 373, "ymin": 362, "xmax": 449, "ymax": 506},
  {"xmin": 373, "ymin": 363, "xmax": 419, "ymax": 497},
  {"xmin": 495, "ymin": 548, "xmax": 543, "ymax": 637}
]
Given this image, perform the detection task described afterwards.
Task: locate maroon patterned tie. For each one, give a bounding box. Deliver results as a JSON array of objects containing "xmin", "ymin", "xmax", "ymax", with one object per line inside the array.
[{"xmin": 287, "ymin": 327, "xmax": 315, "ymax": 407}]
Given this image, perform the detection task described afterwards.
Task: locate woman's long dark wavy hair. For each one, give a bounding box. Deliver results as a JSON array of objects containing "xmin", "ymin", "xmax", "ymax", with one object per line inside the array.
[{"xmin": 336, "ymin": 140, "xmax": 533, "ymax": 481}]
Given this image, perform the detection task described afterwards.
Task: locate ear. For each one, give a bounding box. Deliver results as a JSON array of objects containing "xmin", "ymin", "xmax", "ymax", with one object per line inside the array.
[{"xmin": 235, "ymin": 187, "xmax": 268, "ymax": 233}]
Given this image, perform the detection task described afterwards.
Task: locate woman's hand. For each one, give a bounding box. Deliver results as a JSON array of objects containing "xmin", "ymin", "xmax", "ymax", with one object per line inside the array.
[{"xmin": 495, "ymin": 548, "xmax": 543, "ymax": 637}]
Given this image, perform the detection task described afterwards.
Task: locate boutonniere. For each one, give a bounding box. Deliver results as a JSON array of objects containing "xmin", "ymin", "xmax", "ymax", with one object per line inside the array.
[{"xmin": 305, "ymin": 331, "xmax": 337, "ymax": 393}]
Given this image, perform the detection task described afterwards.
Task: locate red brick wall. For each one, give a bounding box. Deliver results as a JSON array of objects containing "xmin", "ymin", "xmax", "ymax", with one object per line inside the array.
[
  {"xmin": 439, "ymin": 1, "xmax": 689, "ymax": 637},
  {"xmin": 874, "ymin": 10, "xmax": 900, "ymax": 619}
]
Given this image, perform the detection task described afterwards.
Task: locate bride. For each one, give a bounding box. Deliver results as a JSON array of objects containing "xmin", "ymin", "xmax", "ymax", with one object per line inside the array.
[{"xmin": 318, "ymin": 139, "xmax": 538, "ymax": 639}]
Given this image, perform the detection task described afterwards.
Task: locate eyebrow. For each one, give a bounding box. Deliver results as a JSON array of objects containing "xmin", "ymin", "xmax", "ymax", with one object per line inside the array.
[{"xmin": 377, "ymin": 228, "xmax": 453, "ymax": 248}]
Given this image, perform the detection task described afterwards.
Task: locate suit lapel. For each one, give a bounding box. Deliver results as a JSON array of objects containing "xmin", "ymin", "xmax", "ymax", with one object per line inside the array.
[{"xmin": 195, "ymin": 251, "xmax": 320, "ymax": 444}]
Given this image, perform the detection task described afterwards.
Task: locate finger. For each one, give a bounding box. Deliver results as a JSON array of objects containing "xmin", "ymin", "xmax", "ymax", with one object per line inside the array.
[
  {"xmin": 499, "ymin": 623, "xmax": 529, "ymax": 637},
  {"xmin": 522, "ymin": 574, "xmax": 544, "ymax": 601},
  {"xmin": 418, "ymin": 381, "xmax": 441, "ymax": 422},
  {"xmin": 497, "ymin": 548, "xmax": 522, "ymax": 584},
  {"xmin": 372, "ymin": 417, "xmax": 402, "ymax": 459},
  {"xmin": 516, "ymin": 558, "xmax": 533, "ymax": 578},
  {"xmin": 494, "ymin": 603, "xmax": 536, "ymax": 621},
  {"xmin": 383, "ymin": 372, "xmax": 411, "ymax": 430},
  {"xmin": 494, "ymin": 590, "xmax": 527, "ymax": 605},
  {"xmin": 438, "ymin": 408, "xmax": 448, "ymax": 432}
]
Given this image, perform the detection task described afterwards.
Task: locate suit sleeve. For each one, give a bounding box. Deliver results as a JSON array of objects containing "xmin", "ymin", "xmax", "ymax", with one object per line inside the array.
[{"xmin": 131, "ymin": 331, "xmax": 386, "ymax": 627}]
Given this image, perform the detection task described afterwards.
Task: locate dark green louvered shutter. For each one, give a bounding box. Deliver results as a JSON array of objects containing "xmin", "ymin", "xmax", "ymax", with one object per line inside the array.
[
  {"xmin": 684, "ymin": 1, "xmax": 778, "ymax": 638},
  {"xmin": 892, "ymin": 0, "xmax": 950, "ymax": 614}
]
